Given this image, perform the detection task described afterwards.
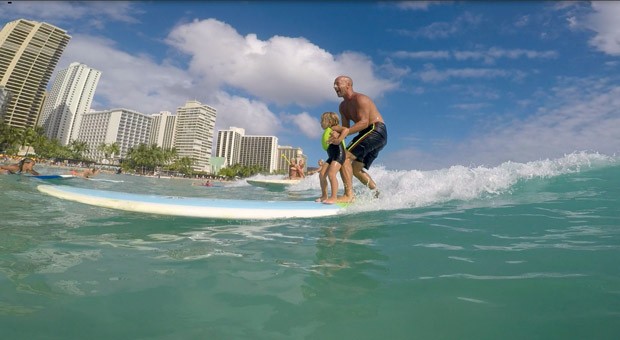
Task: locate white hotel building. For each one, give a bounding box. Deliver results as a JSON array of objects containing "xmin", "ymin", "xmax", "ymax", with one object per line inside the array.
[
  {"xmin": 239, "ymin": 135, "xmax": 279, "ymax": 173},
  {"xmin": 216, "ymin": 127, "xmax": 281, "ymax": 173},
  {"xmin": 150, "ymin": 110, "xmax": 176, "ymax": 150},
  {"xmin": 215, "ymin": 127, "xmax": 245, "ymax": 167},
  {"xmin": 173, "ymin": 100, "xmax": 217, "ymax": 172},
  {"xmin": 77, "ymin": 108, "xmax": 152, "ymax": 161},
  {"xmin": 39, "ymin": 62, "xmax": 101, "ymax": 145}
]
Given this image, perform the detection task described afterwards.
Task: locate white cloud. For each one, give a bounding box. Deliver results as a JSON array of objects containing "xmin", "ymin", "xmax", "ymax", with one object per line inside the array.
[
  {"xmin": 211, "ymin": 92, "xmax": 280, "ymax": 136},
  {"xmin": 455, "ymin": 48, "xmax": 558, "ymax": 63},
  {"xmin": 58, "ymin": 34, "xmax": 194, "ymax": 114},
  {"xmin": 392, "ymin": 50, "xmax": 451, "ymax": 59},
  {"xmin": 281, "ymin": 111, "xmax": 322, "ymax": 139},
  {"xmin": 450, "ymin": 103, "xmax": 490, "ymax": 111},
  {"xmin": 400, "ymin": 12, "xmax": 482, "ymax": 39},
  {"xmin": 165, "ymin": 19, "xmax": 395, "ymax": 107},
  {"xmin": 393, "ymin": 48, "xmax": 558, "ymax": 64},
  {"xmin": 514, "ymin": 15, "xmax": 530, "ymax": 28},
  {"xmin": 584, "ymin": 2, "xmax": 620, "ymax": 56},
  {"xmin": 394, "ymin": 1, "xmax": 448, "ymax": 11}
]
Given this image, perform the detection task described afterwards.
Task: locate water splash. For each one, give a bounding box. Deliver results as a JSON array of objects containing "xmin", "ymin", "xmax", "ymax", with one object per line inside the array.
[{"xmin": 294, "ymin": 151, "xmax": 618, "ymax": 212}]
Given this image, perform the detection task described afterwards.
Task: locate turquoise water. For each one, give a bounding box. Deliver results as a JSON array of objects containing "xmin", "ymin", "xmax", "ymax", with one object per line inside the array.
[{"xmin": 1, "ymin": 152, "xmax": 619, "ymax": 339}]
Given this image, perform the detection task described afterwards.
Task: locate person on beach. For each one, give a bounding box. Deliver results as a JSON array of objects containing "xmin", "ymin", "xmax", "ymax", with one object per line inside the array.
[
  {"xmin": 0, "ymin": 157, "xmax": 40, "ymax": 175},
  {"xmin": 332, "ymin": 75, "xmax": 388, "ymax": 202},
  {"xmin": 316, "ymin": 111, "xmax": 349, "ymax": 204}
]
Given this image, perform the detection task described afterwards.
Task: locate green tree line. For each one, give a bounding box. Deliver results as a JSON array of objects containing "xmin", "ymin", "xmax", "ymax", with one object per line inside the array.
[{"xmin": 2, "ymin": 121, "xmax": 266, "ymax": 178}]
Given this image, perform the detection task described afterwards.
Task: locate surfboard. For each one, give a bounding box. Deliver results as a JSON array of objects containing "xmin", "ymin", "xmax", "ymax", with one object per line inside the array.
[
  {"xmin": 246, "ymin": 178, "xmax": 301, "ymax": 190},
  {"xmin": 37, "ymin": 185, "xmax": 346, "ymax": 220},
  {"xmin": 31, "ymin": 174, "xmax": 77, "ymax": 180}
]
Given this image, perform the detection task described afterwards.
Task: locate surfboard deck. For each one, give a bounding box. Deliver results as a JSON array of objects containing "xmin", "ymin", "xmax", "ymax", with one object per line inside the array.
[
  {"xmin": 37, "ymin": 185, "xmax": 346, "ymax": 220},
  {"xmin": 247, "ymin": 178, "xmax": 301, "ymax": 189},
  {"xmin": 31, "ymin": 174, "xmax": 77, "ymax": 180}
]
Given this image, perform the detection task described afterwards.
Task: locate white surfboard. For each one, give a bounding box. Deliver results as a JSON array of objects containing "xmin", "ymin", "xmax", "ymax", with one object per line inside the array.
[
  {"xmin": 37, "ymin": 185, "xmax": 347, "ymax": 220},
  {"xmin": 246, "ymin": 178, "xmax": 301, "ymax": 190}
]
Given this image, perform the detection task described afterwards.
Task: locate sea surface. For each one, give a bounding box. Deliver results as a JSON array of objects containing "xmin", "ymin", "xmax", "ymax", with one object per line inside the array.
[{"xmin": 1, "ymin": 151, "xmax": 619, "ymax": 340}]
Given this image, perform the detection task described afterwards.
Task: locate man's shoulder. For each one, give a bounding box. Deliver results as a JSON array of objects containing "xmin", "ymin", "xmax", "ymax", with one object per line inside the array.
[{"xmin": 354, "ymin": 92, "xmax": 373, "ymax": 102}]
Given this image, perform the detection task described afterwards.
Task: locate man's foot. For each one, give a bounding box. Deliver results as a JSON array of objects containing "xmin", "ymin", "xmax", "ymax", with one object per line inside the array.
[{"xmin": 315, "ymin": 197, "xmax": 326, "ymax": 202}]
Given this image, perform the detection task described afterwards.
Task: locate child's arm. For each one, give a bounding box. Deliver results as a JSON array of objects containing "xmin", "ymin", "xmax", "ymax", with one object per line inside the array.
[{"xmin": 329, "ymin": 125, "xmax": 349, "ymax": 145}]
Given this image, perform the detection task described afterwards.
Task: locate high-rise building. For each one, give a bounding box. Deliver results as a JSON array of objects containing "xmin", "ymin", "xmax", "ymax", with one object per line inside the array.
[
  {"xmin": 150, "ymin": 111, "xmax": 177, "ymax": 150},
  {"xmin": 215, "ymin": 126, "xmax": 306, "ymax": 174},
  {"xmin": 173, "ymin": 100, "xmax": 217, "ymax": 172},
  {"xmin": 239, "ymin": 135, "xmax": 279, "ymax": 173},
  {"xmin": 215, "ymin": 127, "xmax": 245, "ymax": 167},
  {"xmin": 77, "ymin": 108, "xmax": 152, "ymax": 161},
  {"xmin": 0, "ymin": 19, "xmax": 71, "ymax": 129},
  {"xmin": 39, "ymin": 62, "xmax": 101, "ymax": 145}
]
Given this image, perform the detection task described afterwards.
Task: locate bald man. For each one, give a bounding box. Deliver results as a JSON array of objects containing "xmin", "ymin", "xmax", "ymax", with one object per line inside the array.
[{"xmin": 331, "ymin": 75, "xmax": 388, "ymax": 202}]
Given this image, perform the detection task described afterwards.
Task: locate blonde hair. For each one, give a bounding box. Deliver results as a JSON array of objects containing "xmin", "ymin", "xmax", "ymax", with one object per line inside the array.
[{"xmin": 321, "ymin": 111, "xmax": 339, "ymax": 128}]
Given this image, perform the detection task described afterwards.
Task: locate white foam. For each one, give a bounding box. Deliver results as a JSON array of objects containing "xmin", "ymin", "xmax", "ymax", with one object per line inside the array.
[{"xmin": 338, "ymin": 151, "xmax": 618, "ymax": 212}]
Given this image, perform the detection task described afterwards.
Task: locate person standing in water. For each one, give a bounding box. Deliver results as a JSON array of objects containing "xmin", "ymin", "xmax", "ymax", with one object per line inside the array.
[
  {"xmin": 332, "ymin": 75, "xmax": 388, "ymax": 202},
  {"xmin": 316, "ymin": 111, "xmax": 349, "ymax": 204}
]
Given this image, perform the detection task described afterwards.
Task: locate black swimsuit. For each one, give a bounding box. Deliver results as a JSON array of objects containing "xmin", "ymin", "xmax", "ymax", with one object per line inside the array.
[{"xmin": 326, "ymin": 143, "xmax": 346, "ymax": 165}]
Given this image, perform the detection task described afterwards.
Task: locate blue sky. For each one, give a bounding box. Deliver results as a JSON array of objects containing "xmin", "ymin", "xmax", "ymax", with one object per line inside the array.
[{"xmin": 2, "ymin": 1, "xmax": 619, "ymax": 170}]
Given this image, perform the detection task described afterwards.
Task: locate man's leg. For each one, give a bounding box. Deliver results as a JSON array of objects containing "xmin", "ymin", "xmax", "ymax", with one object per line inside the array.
[
  {"xmin": 337, "ymin": 153, "xmax": 354, "ymax": 202},
  {"xmin": 352, "ymin": 161, "xmax": 376, "ymax": 190}
]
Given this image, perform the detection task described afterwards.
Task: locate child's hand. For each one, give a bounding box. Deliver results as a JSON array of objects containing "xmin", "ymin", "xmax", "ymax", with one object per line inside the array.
[{"xmin": 328, "ymin": 130, "xmax": 341, "ymax": 144}]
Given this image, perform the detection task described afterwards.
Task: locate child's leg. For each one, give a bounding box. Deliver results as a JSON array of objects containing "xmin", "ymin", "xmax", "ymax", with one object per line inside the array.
[
  {"xmin": 323, "ymin": 162, "xmax": 342, "ymax": 204},
  {"xmin": 315, "ymin": 163, "xmax": 329, "ymax": 202}
]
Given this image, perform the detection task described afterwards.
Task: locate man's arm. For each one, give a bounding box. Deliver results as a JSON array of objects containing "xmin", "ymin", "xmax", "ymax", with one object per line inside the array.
[{"xmin": 330, "ymin": 125, "xmax": 349, "ymax": 145}]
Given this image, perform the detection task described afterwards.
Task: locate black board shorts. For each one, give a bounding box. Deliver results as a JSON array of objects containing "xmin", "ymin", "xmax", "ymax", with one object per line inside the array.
[
  {"xmin": 326, "ymin": 142, "xmax": 346, "ymax": 165},
  {"xmin": 347, "ymin": 122, "xmax": 388, "ymax": 170}
]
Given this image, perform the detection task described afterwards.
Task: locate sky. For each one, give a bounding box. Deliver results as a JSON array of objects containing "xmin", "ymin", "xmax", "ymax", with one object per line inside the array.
[{"xmin": 1, "ymin": 1, "xmax": 619, "ymax": 170}]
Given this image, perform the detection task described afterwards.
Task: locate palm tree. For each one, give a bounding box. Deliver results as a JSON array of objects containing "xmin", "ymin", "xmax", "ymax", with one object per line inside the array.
[
  {"xmin": 169, "ymin": 156, "xmax": 194, "ymax": 176},
  {"xmin": 98, "ymin": 142, "xmax": 121, "ymax": 163},
  {"xmin": 124, "ymin": 144, "xmax": 183, "ymax": 175},
  {"xmin": 20, "ymin": 126, "xmax": 43, "ymax": 155},
  {"xmin": 0, "ymin": 122, "xmax": 22, "ymax": 154},
  {"xmin": 108, "ymin": 142, "xmax": 120, "ymax": 163},
  {"xmin": 69, "ymin": 140, "xmax": 90, "ymax": 161}
]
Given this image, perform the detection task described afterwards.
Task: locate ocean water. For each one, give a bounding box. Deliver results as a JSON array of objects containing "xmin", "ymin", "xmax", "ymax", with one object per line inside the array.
[{"xmin": 1, "ymin": 151, "xmax": 619, "ymax": 340}]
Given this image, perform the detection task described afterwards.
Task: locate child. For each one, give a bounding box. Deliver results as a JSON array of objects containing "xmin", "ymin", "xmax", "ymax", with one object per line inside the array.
[{"xmin": 316, "ymin": 112, "xmax": 349, "ymax": 204}]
